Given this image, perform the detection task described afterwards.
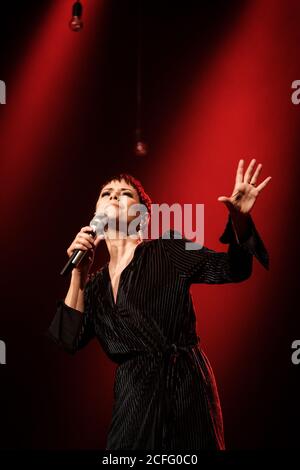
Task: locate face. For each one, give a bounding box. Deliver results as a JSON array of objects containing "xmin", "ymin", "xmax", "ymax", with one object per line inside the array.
[{"xmin": 95, "ymin": 179, "xmax": 143, "ymax": 234}]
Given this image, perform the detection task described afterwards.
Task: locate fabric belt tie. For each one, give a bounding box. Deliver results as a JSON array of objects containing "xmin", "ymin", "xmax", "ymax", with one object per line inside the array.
[{"xmin": 156, "ymin": 338, "xmax": 200, "ymax": 449}]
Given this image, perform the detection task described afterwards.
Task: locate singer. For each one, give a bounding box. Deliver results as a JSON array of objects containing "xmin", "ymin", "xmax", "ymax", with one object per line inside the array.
[{"xmin": 48, "ymin": 160, "xmax": 271, "ymax": 450}]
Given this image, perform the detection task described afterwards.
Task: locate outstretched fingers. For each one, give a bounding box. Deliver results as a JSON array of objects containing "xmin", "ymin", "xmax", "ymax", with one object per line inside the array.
[
  {"xmin": 256, "ymin": 176, "xmax": 272, "ymax": 192},
  {"xmin": 235, "ymin": 159, "xmax": 244, "ymax": 185},
  {"xmin": 244, "ymin": 158, "xmax": 256, "ymax": 183},
  {"xmin": 250, "ymin": 163, "xmax": 262, "ymax": 186}
]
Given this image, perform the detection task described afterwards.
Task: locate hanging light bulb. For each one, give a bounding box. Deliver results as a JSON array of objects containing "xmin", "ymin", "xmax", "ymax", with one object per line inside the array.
[
  {"xmin": 134, "ymin": 3, "xmax": 148, "ymax": 157},
  {"xmin": 69, "ymin": 1, "xmax": 83, "ymax": 32},
  {"xmin": 135, "ymin": 128, "xmax": 148, "ymax": 156},
  {"xmin": 135, "ymin": 140, "xmax": 148, "ymax": 157}
]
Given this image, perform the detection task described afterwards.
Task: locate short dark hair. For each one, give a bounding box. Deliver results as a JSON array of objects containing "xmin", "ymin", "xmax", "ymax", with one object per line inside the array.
[{"xmin": 99, "ymin": 173, "xmax": 152, "ymax": 220}]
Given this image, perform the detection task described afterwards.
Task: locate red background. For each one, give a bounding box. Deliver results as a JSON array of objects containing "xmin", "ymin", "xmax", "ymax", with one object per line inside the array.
[{"xmin": 0, "ymin": 0, "xmax": 299, "ymax": 449}]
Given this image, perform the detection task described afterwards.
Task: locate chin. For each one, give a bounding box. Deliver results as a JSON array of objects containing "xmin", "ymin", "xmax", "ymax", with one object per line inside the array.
[{"xmin": 105, "ymin": 205, "xmax": 119, "ymax": 217}]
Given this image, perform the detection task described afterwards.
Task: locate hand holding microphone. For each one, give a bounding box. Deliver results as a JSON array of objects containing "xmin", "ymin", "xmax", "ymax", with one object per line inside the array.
[{"xmin": 60, "ymin": 213, "xmax": 108, "ymax": 277}]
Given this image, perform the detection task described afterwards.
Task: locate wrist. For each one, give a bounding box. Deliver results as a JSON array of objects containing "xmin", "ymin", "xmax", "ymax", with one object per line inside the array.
[
  {"xmin": 71, "ymin": 269, "xmax": 89, "ymax": 288},
  {"xmin": 229, "ymin": 211, "xmax": 252, "ymax": 244}
]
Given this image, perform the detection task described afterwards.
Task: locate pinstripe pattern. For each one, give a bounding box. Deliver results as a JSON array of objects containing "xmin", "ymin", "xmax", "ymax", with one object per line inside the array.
[{"xmin": 48, "ymin": 214, "xmax": 269, "ymax": 450}]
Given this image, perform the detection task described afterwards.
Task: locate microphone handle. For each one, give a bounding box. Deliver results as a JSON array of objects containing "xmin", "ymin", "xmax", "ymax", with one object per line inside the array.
[
  {"xmin": 60, "ymin": 228, "xmax": 96, "ymax": 276},
  {"xmin": 60, "ymin": 249, "xmax": 88, "ymax": 276}
]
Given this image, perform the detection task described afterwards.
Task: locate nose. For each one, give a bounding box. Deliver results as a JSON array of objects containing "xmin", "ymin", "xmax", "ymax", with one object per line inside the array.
[{"xmin": 110, "ymin": 191, "xmax": 119, "ymax": 201}]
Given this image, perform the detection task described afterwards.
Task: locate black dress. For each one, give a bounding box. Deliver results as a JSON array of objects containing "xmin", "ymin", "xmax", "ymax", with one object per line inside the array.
[{"xmin": 48, "ymin": 214, "xmax": 269, "ymax": 450}]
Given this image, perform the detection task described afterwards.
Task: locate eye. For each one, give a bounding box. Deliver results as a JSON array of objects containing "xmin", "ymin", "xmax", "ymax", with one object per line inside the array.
[{"xmin": 101, "ymin": 191, "xmax": 110, "ymax": 197}]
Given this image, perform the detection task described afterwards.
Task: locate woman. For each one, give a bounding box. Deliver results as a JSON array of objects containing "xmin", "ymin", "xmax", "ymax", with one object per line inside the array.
[{"xmin": 48, "ymin": 159, "xmax": 271, "ymax": 450}]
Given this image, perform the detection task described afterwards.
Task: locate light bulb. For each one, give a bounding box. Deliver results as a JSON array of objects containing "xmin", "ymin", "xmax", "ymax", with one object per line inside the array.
[
  {"xmin": 69, "ymin": 2, "xmax": 83, "ymax": 32},
  {"xmin": 135, "ymin": 140, "xmax": 148, "ymax": 156}
]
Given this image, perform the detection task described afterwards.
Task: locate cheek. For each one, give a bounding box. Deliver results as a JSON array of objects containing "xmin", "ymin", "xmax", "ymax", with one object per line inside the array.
[
  {"xmin": 125, "ymin": 199, "xmax": 141, "ymax": 216},
  {"xmin": 95, "ymin": 199, "xmax": 108, "ymax": 214},
  {"xmin": 119, "ymin": 198, "xmax": 131, "ymax": 210},
  {"xmin": 96, "ymin": 200, "xmax": 103, "ymax": 210}
]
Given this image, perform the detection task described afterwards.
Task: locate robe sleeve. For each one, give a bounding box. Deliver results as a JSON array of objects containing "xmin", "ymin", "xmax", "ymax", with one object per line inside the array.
[
  {"xmin": 161, "ymin": 213, "xmax": 269, "ymax": 285},
  {"xmin": 47, "ymin": 274, "xmax": 96, "ymax": 354}
]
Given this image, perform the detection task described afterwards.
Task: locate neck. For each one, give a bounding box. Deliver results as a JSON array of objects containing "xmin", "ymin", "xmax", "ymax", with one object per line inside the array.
[{"xmin": 105, "ymin": 235, "xmax": 142, "ymax": 267}]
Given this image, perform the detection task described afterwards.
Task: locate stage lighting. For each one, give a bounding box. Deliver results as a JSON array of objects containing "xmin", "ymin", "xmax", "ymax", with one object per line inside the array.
[
  {"xmin": 135, "ymin": 140, "xmax": 148, "ymax": 157},
  {"xmin": 69, "ymin": 1, "xmax": 83, "ymax": 32}
]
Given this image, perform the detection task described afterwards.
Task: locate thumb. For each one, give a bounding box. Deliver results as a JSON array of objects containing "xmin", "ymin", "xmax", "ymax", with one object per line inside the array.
[{"xmin": 217, "ymin": 196, "xmax": 229, "ymax": 202}]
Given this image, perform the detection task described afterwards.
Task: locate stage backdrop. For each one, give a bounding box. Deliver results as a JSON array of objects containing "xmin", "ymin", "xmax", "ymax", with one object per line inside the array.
[{"xmin": 0, "ymin": 0, "xmax": 299, "ymax": 450}]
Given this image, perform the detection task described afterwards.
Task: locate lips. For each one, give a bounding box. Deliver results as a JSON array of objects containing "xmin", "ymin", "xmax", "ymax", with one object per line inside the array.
[{"xmin": 104, "ymin": 202, "xmax": 122, "ymax": 213}]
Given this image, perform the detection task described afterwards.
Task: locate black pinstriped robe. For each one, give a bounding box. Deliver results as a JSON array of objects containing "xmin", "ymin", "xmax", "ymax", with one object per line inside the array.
[{"xmin": 48, "ymin": 214, "xmax": 269, "ymax": 450}]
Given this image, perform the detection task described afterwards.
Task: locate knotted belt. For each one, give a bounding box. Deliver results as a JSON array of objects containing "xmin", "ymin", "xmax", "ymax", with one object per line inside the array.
[{"xmin": 155, "ymin": 337, "xmax": 200, "ymax": 449}]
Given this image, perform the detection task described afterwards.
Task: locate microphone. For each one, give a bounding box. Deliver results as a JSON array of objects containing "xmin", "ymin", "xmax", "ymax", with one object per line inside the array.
[{"xmin": 60, "ymin": 212, "xmax": 108, "ymax": 276}]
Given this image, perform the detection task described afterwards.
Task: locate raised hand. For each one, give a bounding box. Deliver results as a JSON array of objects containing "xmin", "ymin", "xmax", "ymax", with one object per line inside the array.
[{"xmin": 217, "ymin": 159, "xmax": 272, "ymax": 214}]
